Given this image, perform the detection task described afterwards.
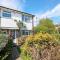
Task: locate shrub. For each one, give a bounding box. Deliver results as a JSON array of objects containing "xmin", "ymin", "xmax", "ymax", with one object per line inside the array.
[
  {"xmin": 21, "ymin": 32, "xmax": 60, "ymax": 60},
  {"xmin": 0, "ymin": 35, "xmax": 13, "ymax": 60},
  {"xmin": 0, "ymin": 33, "xmax": 8, "ymax": 51}
]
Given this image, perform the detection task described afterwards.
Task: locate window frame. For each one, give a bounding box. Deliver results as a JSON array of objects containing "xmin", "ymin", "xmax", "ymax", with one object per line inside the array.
[
  {"xmin": 22, "ymin": 15, "xmax": 30, "ymax": 22},
  {"xmin": 2, "ymin": 10, "xmax": 11, "ymax": 18}
]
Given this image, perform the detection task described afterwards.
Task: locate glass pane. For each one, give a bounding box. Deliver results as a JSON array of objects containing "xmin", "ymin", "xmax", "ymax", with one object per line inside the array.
[
  {"xmin": 25, "ymin": 16, "xmax": 30, "ymax": 22},
  {"xmin": 22, "ymin": 30, "xmax": 25, "ymax": 35},
  {"xmin": 2, "ymin": 11, "xmax": 11, "ymax": 18},
  {"xmin": 22, "ymin": 15, "xmax": 30, "ymax": 22},
  {"xmin": 22, "ymin": 15, "xmax": 25, "ymax": 21}
]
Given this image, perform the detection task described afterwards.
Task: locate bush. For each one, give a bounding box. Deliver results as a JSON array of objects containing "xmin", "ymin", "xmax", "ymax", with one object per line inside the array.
[
  {"xmin": 0, "ymin": 33, "xmax": 8, "ymax": 51},
  {"xmin": 0, "ymin": 37, "xmax": 13, "ymax": 60},
  {"xmin": 21, "ymin": 32, "xmax": 60, "ymax": 60}
]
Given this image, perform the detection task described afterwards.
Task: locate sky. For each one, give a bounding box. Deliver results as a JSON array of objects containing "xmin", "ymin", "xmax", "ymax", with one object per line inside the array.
[{"xmin": 0, "ymin": 0, "xmax": 60, "ymax": 24}]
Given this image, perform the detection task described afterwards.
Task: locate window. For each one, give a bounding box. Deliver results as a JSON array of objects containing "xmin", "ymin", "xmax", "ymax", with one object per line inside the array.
[
  {"xmin": 22, "ymin": 15, "xmax": 30, "ymax": 22},
  {"xmin": 2, "ymin": 11, "xmax": 11, "ymax": 18},
  {"xmin": 22, "ymin": 30, "xmax": 29, "ymax": 35},
  {"xmin": 22, "ymin": 30, "xmax": 25, "ymax": 35},
  {"xmin": 25, "ymin": 31, "xmax": 28, "ymax": 35},
  {"xmin": 25, "ymin": 16, "xmax": 30, "ymax": 22}
]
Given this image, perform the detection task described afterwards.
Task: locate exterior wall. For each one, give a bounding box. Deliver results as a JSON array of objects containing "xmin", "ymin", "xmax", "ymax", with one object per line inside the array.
[
  {"xmin": 1, "ymin": 18, "xmax": 18, "ymax": 29},
  {"xmin": 55, "ymin": 24, "xmax": 60, "ymax": 34},
  {"xmin": 0, "ymin": 7, "xmax": 34, "ymax": 30},
  {"xmin": 56, "ymin": 26, "xmax": 60, "ymax": 33},
  {"xmin": 12, "ymin": 11, "xmax": 33, "ymax": 30},
  {"xmin": 0, "ymin": 6, "xmax": 35, "ymax": 44},
  {"xmin": 12, "ymin": 11, "xmax": 22, "ymax": 21},
  {"xmin": 0, "ymin": 6, "xmax": 35, "ymax": 39}
]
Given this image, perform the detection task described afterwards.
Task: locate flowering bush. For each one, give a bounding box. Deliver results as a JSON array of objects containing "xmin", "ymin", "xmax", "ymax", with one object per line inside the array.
[
  {"xmin": 21, "ymin": 32, "xmax": 60, "ymax": 60},
  {"xmin": 26, "ymin": 33, "xmax": 59, "ymax": 45}
]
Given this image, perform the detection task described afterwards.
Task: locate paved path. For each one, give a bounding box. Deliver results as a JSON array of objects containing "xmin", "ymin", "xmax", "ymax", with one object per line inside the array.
[
  {"xmin": 16, "ymin": 57, "xmax": 22, "ymax": 60},
  {"xmin": 10, "ymin": 44, "xmax": 22, "ymax": 60}
]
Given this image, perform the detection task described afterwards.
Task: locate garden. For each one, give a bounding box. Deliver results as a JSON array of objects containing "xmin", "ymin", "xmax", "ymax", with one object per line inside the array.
[
  {"xmin": 19, "ymin": 18, "xmax": 60, "ymax": 60},
  {"xmin": 0, "ymin": 32, "xmax": 13, "ymax": 60},
  {"xmin": 0, "ymin": 18, "xmax": 60, "ymax": 60}
]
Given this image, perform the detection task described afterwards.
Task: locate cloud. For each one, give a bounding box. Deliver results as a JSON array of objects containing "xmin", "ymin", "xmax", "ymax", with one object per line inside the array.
[
  {"xmin": 37, "ymin": 4, "xmax": 60, "ymax": 19},
  {"xmin": 0, "ymin": 0, "xmax": 26, "ymax": 11},
  {"xmin": 34, "ymin": 4, "xmax": 60, "ymax": 25}
]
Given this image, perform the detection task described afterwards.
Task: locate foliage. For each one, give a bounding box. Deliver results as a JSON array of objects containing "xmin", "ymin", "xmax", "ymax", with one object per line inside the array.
[
  {"xmin": 18, "ymin": 36, "xmax": 28, "ymax": 46},
  {"xmin": 34, "ymin": 18, "xmax": 56, "ymax": 33},
  {"xmin": 20, "ymin": 18, "xmax": 60, "ymax": 60},
  {"xmin": 21, "ymin": 43, "xmax": 32, "ymax": 60},
  {"xmin": 0, "ymin": 33, "xmax": 8, "ymax": 51},
  {"xmin": 0, "ymin": 37, "xmax": 13, "ymax": 60},
  {"xmin": 20, "ymin": 32, "xmax": 60, "ymax": 60},
  {"xmin": 15, "ymin": 20, "xmax": 26, "ymax": 36}
]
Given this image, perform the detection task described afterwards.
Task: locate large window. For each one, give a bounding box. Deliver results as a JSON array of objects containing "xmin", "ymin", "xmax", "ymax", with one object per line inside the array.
[
  {"xmin": 22, "ymin": 15, "xmax": 30, "ymax": 22},
  {"xmin": 22, "ymin": 30, "xmax": 29, "ymax": 35},
  {"xmin": 2, "ymin": 11, "xmax": 11, "ymax": 18}
]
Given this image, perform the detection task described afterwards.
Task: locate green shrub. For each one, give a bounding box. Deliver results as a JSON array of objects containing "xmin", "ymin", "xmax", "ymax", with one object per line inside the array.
[
  {"xmin": 0, "ymin": 33, "xmax": 8, "ymax": 51},
  {"xmin": 0, "ymin": 36, "xmax": 13, "ymax": 60},
  {"xmin": 20, "ymin": 32, "xmax": 60, "ymax": 60}
]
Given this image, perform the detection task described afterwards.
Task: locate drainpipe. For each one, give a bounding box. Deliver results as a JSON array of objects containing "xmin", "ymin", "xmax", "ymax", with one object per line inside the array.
[{"xmin": 32, "ymin": 16, "xmax": 34, "ymax": 36}]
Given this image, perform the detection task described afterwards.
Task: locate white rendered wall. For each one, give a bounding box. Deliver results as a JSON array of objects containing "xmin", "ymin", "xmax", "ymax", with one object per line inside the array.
[
  {"xmin": 1, "ymin": 8, "xmax": 34, "ymax": 30},
  {"xmin": 12, "ymin": 11, "xmax": 33, "ymax": 30}
]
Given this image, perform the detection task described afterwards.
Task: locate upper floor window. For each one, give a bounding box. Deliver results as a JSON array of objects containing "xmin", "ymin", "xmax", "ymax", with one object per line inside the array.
[
  {"xmin": 22, "ymin": 15, "xmax": 30, "ymax": 22},
  {"xmin": 2, "ymin": 11, "xmax": 11, "ymax": 18}
]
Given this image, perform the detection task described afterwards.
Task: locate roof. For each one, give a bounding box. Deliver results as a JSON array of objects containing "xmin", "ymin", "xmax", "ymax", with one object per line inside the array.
[{"xmin": 0, "ymin": 6, "xmax": 35, "ymax": 17}]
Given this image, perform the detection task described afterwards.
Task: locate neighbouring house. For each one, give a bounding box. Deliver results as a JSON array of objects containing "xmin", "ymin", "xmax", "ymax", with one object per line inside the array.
[
  {"xmin": 0, "ymin": 6, "xmax": 35, "ymax": 43},
  {"xmin": 55, "ymin": 24, "xmax": 60, "ymax": 33}
]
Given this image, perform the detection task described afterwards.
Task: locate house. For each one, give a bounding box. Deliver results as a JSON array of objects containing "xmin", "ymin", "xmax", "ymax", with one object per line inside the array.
[
  {"xmin": 55, "ymin": 24, "xmax": 60, "ymax": 33},
  {"xmin": 0, "ymin": 6, "xmax": 35, "ymax": 43}
]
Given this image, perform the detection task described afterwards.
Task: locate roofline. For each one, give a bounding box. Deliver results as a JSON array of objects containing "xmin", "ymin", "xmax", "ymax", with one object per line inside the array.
[{"xmin": 0, "ymin": 6, "xmax": 35, "ymax": 17}]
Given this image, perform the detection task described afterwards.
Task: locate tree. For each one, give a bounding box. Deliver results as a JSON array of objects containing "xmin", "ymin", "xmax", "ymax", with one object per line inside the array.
[
  {"xmin": 15, "ymin": 20, "xmax": 26, "ymax": 37},
  {"xmin": 34, "ymin": 18, "xmax": 56, "ymax": 33}
]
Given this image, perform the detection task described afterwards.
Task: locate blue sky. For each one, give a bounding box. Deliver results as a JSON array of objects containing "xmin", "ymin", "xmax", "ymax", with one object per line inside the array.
[
  {"xmin": 24, "ymin": 0, "xmax": 60, "ymax": 13},
  {"xmin": 0, "ymin": 0, "xmax": 60, "ymax": 24}
]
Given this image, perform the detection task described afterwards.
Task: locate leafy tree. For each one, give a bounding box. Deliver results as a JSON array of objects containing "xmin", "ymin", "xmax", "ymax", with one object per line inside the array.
[
  {"xmin": 34, "ymin": 18, "xmax": 56, "ymax": 33},
  {"xmin": 15, "ymin": 20, "xmax": 26, "ymax": 36}
]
